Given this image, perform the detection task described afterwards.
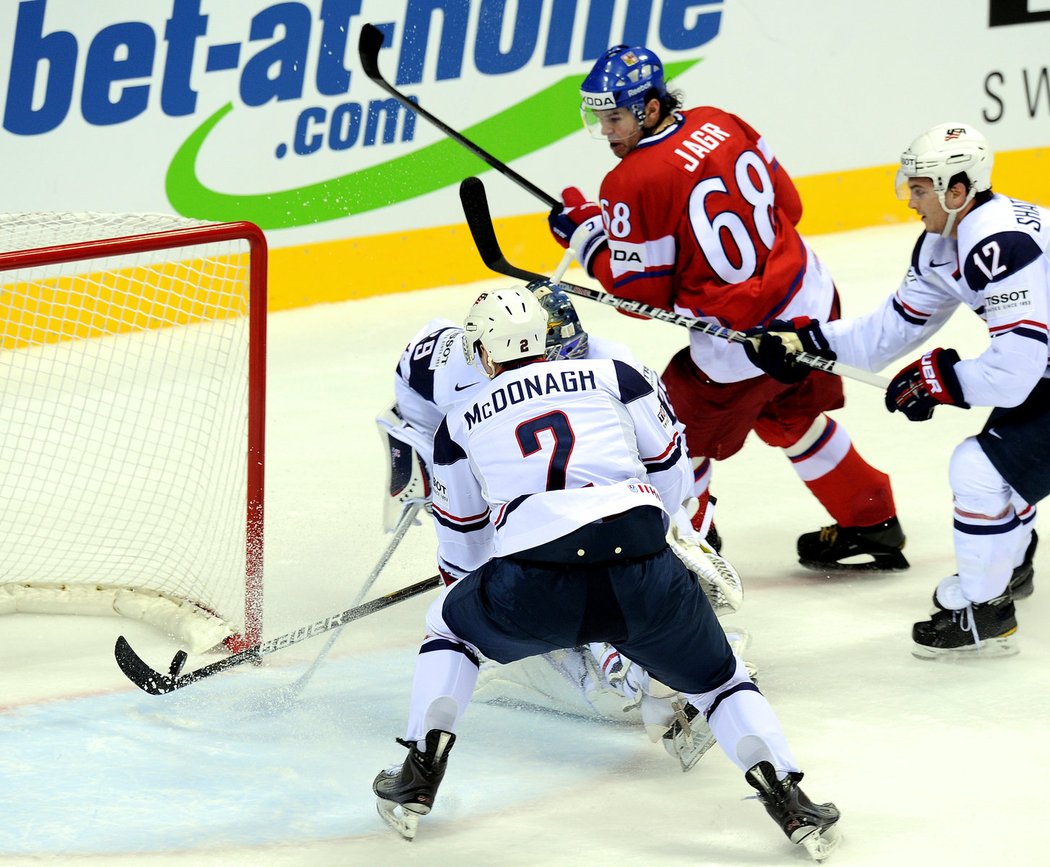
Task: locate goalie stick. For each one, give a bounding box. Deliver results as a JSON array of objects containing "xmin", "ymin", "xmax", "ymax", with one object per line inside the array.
[
  {"xmin": 458, "ymin": 176, "xmax": 890, "ymax": 390},
  {"xmin": 274, "ymin": 500, "xmax": 424, "ymax": 699},
  {"xmin": 358, "ymin": 23, "xmax": 558, "ymax": 209},
  {"xmin": 114, "ymin": 572, "xmax": 441, "ymax": 695}
]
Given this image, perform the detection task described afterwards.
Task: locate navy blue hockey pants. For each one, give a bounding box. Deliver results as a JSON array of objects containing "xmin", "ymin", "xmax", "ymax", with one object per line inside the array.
[
  {"xmin": 442, "ymin": 546, "xmax": 737, "ymax": 696},
  {"xmin": 978, "ymin": 377, "xmax": 1050, "ymax": 504}
]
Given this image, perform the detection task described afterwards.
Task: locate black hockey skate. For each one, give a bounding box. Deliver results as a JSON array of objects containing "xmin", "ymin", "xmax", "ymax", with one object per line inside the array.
[
  {"xmin": 373, "ymin": 729, "xmax": 456, "ymax": 840},
  {"xmin": 913, "ymin": 594, "xmax": 1018, "ymax": 659},
  {"xmin": 1008, "ymin": 531, "xmax": 1037, "ymax": 600},
  {"xmin": 746, "ymin": 761, "xmax": 841, "ymax": 862},
  {"xmin": 797, "ymin": 516, "xmax": 908, "ymax": 572}
]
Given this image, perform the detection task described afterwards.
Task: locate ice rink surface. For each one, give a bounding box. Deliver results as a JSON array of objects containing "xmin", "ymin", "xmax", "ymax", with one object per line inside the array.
[{"xmin": 2, "ymin": 222, "xmax": 1047, "ymax": 867}]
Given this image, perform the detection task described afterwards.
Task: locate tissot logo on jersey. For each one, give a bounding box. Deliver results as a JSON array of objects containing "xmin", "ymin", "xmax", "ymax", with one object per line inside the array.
[
  {"xmin": 431, "ymin": 331, "xmax": 459, "ymax": 369},
  {"xmin": 985, "ymin": 289, "xmax": 1030, "ymax": 307},
  {"xmin": 464, "ymin": 369, "xmax": 597, "ymax": 430}
]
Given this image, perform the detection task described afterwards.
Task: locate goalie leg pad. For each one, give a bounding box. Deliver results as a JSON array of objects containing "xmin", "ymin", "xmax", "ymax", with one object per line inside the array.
[{"xmin": 667, "ymin": 526, "xmax": 744, "ymax": 612}]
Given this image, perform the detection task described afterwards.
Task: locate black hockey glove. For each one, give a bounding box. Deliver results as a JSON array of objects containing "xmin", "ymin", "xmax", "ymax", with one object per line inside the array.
[
  {"xmin": 885, "ymin": 347, "xmax": 970, "ymax": 422},
  {"xmin": 743, "ymin": 317, "xmax": 835, "ymax": 384}
]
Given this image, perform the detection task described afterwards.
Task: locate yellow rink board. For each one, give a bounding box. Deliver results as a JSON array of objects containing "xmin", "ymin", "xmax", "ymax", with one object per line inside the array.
[
  {"xmin": 2, "ymin": 148, "xmax": 1045, "ymax": 337},
  {"xmin": 267, "ymin": 146, "xmax": 1050, "ymax": 310}
]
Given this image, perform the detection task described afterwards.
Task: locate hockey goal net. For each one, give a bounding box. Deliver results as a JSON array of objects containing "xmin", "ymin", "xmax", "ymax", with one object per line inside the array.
[{"xmin": 0, "ymin": 214, "xmax": 266, "ymax": 653}]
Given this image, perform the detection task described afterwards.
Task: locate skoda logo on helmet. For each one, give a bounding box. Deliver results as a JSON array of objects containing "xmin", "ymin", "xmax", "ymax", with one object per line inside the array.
[{"xmin": 582, "ymin": 93, "xmax": 617, "ymax": 110}]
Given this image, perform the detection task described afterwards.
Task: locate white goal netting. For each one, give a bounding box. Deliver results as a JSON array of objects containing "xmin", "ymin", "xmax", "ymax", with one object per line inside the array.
[{"xmin": 0, "ymin": 214, "xmax": 266, "ymax": 652}]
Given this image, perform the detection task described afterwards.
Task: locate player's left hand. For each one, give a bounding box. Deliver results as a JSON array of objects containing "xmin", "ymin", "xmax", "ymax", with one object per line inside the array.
[
  {"xmin": 885, "ymin": 347, "xmax": 970, "ymax": 422},
  {"xmin": 548, "ymin": 187, "xmax": 608, "ymax": 275}
]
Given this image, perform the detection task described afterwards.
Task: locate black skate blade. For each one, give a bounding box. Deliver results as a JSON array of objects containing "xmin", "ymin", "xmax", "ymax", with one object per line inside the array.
[{"xmin": 799, "ymin": 556, "xmax": 909, "ymax": 573}]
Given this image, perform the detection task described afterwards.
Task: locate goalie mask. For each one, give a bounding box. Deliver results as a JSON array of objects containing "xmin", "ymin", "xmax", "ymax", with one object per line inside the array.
[
  {"xmin": 895, "ymin": 122, "xmax": 993, "ymax": 237},
  {"xmin": 527, "ymin": 279, "xmax": 590, "ymax": 360},
  {"xmin": 463, "ymin": 287, "xmax": 549, "ymax": 371},
  {"xmin": 579, "ymin": 44, "xmax": 666, "ymax": 140}
]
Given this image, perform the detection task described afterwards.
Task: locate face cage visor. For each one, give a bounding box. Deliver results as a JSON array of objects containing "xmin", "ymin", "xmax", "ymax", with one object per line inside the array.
[{"xmin": 580, "ymin": 97, "xmax": 644, "ymax": 142}]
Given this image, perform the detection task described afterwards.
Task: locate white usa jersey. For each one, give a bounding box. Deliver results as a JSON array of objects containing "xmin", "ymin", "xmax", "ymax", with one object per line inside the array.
[
  {"xmin": 431, "ymin": 357, "xmax": 692, "ymax": 579},
  {"xmin": 823, "ymin": 193, "xmax": 1050, "ymax": 407},
  {"xmin": 387, "ymin": 317, "xmax": 643, "ymax": 466}
]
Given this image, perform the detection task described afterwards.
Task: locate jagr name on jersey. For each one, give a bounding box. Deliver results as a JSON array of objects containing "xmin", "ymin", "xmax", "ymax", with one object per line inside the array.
[
  {"xmin": 464, "ymin": 369, "xmax": 598, "ymax": 430},
  {"xmin": 673, "ymin": 122, "xmax": 732, "ymax": 172}
]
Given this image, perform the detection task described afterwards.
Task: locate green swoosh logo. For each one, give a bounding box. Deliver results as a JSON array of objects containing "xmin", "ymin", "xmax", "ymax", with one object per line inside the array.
[{"xmin": 166, "ymin": 60, "xmax": 700, "ymax": 229}]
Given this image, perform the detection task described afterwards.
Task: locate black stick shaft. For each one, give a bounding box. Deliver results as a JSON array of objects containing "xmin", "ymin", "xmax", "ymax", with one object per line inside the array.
[
  {"xmin": 358, "ymin": 23, "xmax": 559, "ymax": 208},
  {"xmin": 115, "ymin": 574, "xmax": 442, "ymax": 695},
  {"xmin": 458, "ymin": 176, "xmax": 889, "ymax": 388}
]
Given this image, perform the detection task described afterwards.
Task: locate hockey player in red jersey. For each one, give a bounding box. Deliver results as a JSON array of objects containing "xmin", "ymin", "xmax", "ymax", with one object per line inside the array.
[
  {"xmin": 548, "ymin": 44, "xmax": 907, "ymax": 572},
  {"xmin": 747, "ymin": 123, "xmax": 1044, "ymax": 659}
]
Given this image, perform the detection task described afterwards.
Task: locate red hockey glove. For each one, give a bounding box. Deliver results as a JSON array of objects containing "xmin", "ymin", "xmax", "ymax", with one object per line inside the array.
[
  {"xmin": 548, "ymin": 187, "xmax": 607, "ymax": 276},
  {"xmin": 885, "ymin": 348, "xmax": 970, "ymax": 422},
  {"xmin": 743, "ymin": 317, "xmax": 835, "ymax": 383}
]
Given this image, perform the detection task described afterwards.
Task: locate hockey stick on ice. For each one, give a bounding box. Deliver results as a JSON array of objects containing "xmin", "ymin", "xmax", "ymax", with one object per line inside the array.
[
  {"xmin": 114, "ymin": 570, "xmax": 441, "ymax": 696},
  {"xmin": 357, "ymin": 23, "xmax": 559, "ymax": 209},
  {"xmin": 458, "ymin": 176, "xmax": 890, "ymax": 390},
  {"xmin": 272, "ymin": 500, "xmax": 424, "ymax": 699}
]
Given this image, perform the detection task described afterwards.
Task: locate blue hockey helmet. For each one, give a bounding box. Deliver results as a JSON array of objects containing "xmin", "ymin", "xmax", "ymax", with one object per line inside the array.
[
  {"xmin": 579, "ymin": 45, "xmax": 666, "ymax": 136},
  {"xmin": 527, "ymin": 280, "xmax": 589, "ymax": 360}
]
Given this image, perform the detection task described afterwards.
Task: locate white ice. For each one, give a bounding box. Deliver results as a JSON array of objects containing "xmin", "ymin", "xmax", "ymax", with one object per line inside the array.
[{"xmin": 1, "ymin": 223, "xmax": 1047, "ymax": 867}]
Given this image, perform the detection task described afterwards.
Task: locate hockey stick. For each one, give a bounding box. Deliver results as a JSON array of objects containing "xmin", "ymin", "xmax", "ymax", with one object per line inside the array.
[
  {"xmin": 357, "ymin": 23, "xmax": 558, "ymax": 209},
  {"xmin": 114, "ymin": 571, "xmax": 441, "ymax": 695},
  {"xmin": 272, "ymin": 501, "xmax": 424, "ymax": 699},
  {"xmin": 458, "ymin": 176, "xmax": 890, "ymax": 390}
]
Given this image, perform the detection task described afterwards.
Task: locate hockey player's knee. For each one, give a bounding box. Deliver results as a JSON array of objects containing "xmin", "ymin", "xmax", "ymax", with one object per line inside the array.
[
  {"xmin": 781, "ymin": 414, "xmax": 829, "ymax": 457},
  {"xmin": 949, "ymin": 437, "xmax": 1012, "ymax": 514},
  {"xmin": 425, "ymin": 589, "xmax": 465, "ymax": 643},
  {"xmin": 690, "ymin": 655, "xmax": 755, "ymax": 714}
]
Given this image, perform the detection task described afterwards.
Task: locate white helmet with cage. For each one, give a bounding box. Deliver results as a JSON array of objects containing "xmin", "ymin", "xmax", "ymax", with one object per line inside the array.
[
  {"xmin": 896, "ymin": 122, "xmax": 993, "ymax": 237},
  {"xmin": 463, "ymin": 287, "xmax": 549, "ymax": 371}
]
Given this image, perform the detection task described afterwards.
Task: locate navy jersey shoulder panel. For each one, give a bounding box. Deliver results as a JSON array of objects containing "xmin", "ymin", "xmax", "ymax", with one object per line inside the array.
[
  {"xmin": 612, "ymin": 359, "xmax": 655, "ymax": 404},
  {"xmin": 962, "ymin": 230, "xmax": 1042, "ymax": 292},
  {"xmin": 433, "ymin": 417, "xmax": 468, "ymax": 467}
]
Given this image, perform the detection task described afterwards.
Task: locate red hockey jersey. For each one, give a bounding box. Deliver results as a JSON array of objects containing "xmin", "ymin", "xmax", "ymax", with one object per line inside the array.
[{"xmin": 587, "ymin": 107, "xmax": 836, "ymax": 383}]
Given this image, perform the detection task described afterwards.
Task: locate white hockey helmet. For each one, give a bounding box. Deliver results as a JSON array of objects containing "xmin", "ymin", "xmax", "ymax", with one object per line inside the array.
[
  {"xmin": 895, "ymin": 122, "xmax": 993, "ymax": 235},
  {"xmin": 463, "ymin": 287, "xmax": 549, "ymax": 369}
]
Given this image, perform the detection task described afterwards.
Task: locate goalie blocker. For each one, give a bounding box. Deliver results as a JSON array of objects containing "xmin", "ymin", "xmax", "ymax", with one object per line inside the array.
[{"xmin": 377, "ymin": 405, "xmax": 432, "ymax": 532}]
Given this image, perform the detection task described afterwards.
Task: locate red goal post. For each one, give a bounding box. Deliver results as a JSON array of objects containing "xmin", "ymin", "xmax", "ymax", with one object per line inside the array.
[{"xmin": 0, "ymin": 214, "xmax": 266, "ymax": 653}]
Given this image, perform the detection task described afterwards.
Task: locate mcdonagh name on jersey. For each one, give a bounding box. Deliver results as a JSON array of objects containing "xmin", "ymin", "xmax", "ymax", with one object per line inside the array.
[{"xmin": 464, "ymin": 368, "xmax": 598, "ymax": 430}]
